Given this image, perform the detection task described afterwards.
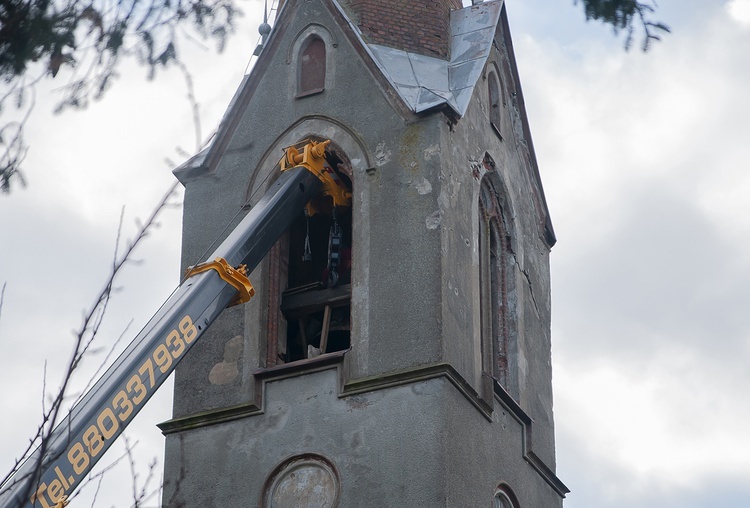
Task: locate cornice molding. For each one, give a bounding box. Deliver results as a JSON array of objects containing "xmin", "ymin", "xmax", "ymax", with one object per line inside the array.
[{"xmin": 158, "ymin": 357, "xmax": 568, "ymax": 497}]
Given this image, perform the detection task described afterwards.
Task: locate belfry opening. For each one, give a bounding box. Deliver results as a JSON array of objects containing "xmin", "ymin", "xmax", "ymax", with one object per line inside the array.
[{"xmin": 277, "ymin": 141, "xmax": 353, "ymax": 363}]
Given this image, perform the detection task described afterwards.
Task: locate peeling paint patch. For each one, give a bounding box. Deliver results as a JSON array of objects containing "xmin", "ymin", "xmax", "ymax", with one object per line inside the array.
[
  {"xmin": 423, "ymin": 143, "xmax": 440, "ymax": 160},
  {"xmin": 439, "ymin": 177, "xmax": 462, "ymax": 209},
  {"xmin": 415, "ymin": 177, "xmax": 432, "ymax": 195},
  {"xmin": 375, "ymin": 142, "xmax": 391, "ymax": 167},
  {"xmin": 209, "ymin": 335, "xmax": 243, "ymax": 385},
  {"xmin": 346, "ymin": 395, "xmax": 373, "ymax": 411},
  {"xmin": 425, "ymin": 210, "xmax": 441, "ymax": 230}
]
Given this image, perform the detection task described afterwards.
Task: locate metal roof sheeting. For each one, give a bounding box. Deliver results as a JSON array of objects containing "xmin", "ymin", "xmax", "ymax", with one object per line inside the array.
[{"xmin": 367, "ymin": 0, "xmax": 503, "ymax": 115}]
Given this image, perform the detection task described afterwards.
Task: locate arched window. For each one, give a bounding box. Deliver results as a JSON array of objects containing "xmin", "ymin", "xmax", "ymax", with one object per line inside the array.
[
  {"xmin": 494, "ymin": 484, "xmax": 520, "ymax": 508},
  {"xmin": 488, "ymin": 71, "xmax": 502, "ymax": 139},
  {"xmin": 479, "ymin": 175, "xmax": 509, "ymax": 386},
  {"xmin": 266, "ymin": 142, "xmax": 353, "ymax": 366},
  {"xmin": 298, "ymin": 36, "xmax": 326, "ymax": 97}
]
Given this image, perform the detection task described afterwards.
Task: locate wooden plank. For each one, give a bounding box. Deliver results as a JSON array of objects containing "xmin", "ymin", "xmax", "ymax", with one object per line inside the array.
[
  {"xmin": 298, "ymin": 318, "xmax": 308, "ymax": 358},
  {"xmin": 281, "ymin": 283, "xmax": 351, "ymax": 318},
  {"xmin": 320, "ymin": 305, "xmax": 332, "ymax": 353}
]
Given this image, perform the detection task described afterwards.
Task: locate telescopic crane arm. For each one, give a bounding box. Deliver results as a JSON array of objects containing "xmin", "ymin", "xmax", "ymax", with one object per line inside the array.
[{"xmin": 0, "ymin": 140, "xmax": 350, "ymax": 508}]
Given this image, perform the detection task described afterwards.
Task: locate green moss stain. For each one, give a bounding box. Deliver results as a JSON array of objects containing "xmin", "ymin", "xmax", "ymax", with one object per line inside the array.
[{"xmin": 399, "ymin": 123, "xmax": 424, "ymax": 175}]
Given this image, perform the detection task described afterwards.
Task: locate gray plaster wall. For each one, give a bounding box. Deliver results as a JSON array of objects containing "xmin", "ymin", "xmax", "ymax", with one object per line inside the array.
[
  {"xmin": 163, "ymin": 368, "xmax": 559, "ymax": 507},
  {"xmin": 173, "ymin": 0, "xmax": 458, "ymax": 420},
  {"xmin": 165, "ymin": 368, "xmax": 448, "ymax": 507},
  {"xmin": 436, "ymin": 18, "xmax": 558, "ymax": 469},
  {"xmin": 443, "ymin": 383, "xmax": 563, "ymax": 507},
  {"xmin": 173, "ymin": 0, "xmax": 419, "ymax": 418}
]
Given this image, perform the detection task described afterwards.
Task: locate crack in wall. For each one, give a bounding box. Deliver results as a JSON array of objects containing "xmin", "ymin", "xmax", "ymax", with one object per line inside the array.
[{"xmin": 512, "ymin": 253, "xmax": 541, "ymax": 320}]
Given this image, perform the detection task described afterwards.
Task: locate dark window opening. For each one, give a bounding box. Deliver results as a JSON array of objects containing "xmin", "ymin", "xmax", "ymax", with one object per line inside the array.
[
  {"xmin": 298, "ymin": 36, "xmax": 326, "ymax": 97},
  {"xmin": 488, "ymin": 73, "xmax": 502, "ymax": 139},
  {"xmin": 275, "ymin": 148, "xmax": 353, "ymax": 364}
]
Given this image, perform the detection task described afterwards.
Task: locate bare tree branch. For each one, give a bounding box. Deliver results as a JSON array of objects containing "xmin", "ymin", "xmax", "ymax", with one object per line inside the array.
[
  {"xmin": 174, "ymin": 60, "xmax": 202, "ymax": 152},
  {"xmin": 124, "ymin": 436, "xmax": 159, "ymax": 508},
  {"xmin": 0, "ymin": 181, "xmax": 180, "ymax": 506},
  {"xmin": 0, "ymin": 282, "xmax": 6, "ymax": 323},
  {"xmin": 0, "ymin": 0, "xmax": 241, "ymax": 193}
]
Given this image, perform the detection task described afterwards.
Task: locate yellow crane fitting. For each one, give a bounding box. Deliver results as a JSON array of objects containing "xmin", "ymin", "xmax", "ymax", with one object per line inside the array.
[
  {"xmin": 184, "ymin": 258, "xmax": 255, "ymax": 307},
  {"xmin": 280, "ymin": 139, "xmax": 352, "ymax": 210}
]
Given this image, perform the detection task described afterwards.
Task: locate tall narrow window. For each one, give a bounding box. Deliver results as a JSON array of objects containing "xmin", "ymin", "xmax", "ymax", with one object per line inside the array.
[
  {"xmin": 266, "ymin": 144, "xmax": 353, "ymax": 367},
  {"xmin": 479, "ymin": 177, "xmax": 508, "ymax": 386},
  {"xmin": 298, "ymin": 36, "xmax": 326, "ymax": 97},
  {"xmin": 488, "ymin": 72, "xmax": 502, "ymax": 139}
]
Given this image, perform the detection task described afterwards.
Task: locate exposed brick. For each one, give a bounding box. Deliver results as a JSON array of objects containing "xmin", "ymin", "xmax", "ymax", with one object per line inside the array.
[{"xmin": 341, "ymin": 0, "xmax": 461, "ymax": 59}]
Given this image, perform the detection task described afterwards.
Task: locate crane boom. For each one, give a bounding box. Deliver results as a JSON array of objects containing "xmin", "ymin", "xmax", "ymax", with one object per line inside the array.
[{"xmin": 0, "ymin": 140, "xmax": 344, "ymax": 508}]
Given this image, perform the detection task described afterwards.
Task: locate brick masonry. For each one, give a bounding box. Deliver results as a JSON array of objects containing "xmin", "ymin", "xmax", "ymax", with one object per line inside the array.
[{"xmin": 343, "ymin": 0, "xmax": 462, "ymax": 59}]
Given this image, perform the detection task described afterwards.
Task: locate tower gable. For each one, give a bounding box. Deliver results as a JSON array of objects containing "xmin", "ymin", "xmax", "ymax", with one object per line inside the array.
[{"xmin": 174, "ymin": 0, "xmax": 522, "ymax": 184}]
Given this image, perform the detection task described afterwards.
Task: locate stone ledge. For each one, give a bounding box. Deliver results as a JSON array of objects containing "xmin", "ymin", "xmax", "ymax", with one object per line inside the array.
[
  {"xmin": 158, "ymin": 357, "xmax": 568, "ymax": 497},
  {"xmin": 158, "ymin": 402, "xmax": 263, "ymax": 434},
  {"xmin": 158, "ymin": 351, "xmax": 348, "ymax": 435},
  {"xmin": 494, "ymin": 380, "xmax": 570, "ymax": 497}
]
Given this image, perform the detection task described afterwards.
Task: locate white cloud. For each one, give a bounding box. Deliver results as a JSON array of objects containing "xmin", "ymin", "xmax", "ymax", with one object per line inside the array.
[
  {"xmin": 555, "ymin": 348, "xmax": 750, "ymax": 490},
  {"xmin": 512, "ymin": 1, "xmax": 750, "ymax": 506},
  {"xmin": 728, "ymin": 0, "xmax": 750, "ymax": 26}
]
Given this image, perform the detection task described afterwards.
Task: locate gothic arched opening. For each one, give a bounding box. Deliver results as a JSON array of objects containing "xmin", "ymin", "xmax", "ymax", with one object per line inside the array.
[
  {"xmin": 266, "ymin": 141, "xmax": 353, "ymax": 366},
  {"xmin": 297, "ymin": 35, "xmax": 326, "ymax": 97}
]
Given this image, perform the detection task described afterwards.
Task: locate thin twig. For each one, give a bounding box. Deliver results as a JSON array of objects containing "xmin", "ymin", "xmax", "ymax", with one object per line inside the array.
[
  {"xmin": 0, "ymin": 281, "xmax": 5, "ymax": 323},
  {"xmin": 1, "ymin": 181, "xmax": 180, "ymax": 504},
  {"xmin": 175, "ymin": 60, "xmax": 201, "ymax": 151}
]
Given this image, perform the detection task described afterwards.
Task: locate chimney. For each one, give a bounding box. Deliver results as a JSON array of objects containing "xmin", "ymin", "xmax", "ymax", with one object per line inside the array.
[{"xmin": 341, "ymin": 0, "xmax": 462, "ymax": 59}]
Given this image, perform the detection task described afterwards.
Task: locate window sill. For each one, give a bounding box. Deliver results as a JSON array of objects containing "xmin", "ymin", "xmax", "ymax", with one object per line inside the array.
[
  {"xmin": 254, "ymin": 349, "xmax": 348, "ymax": 380},
  {"xmin": 295, "ymin": 88, "xmax": 324, "ymax": 99},
  {"xmin": 491, "ymin": 121, "xmax": 503, "ymax": 141}
]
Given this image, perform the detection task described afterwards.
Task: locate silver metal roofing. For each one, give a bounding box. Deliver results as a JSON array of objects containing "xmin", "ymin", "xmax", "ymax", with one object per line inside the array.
[{"xmin": 365, "ymin": 0, "xmax": 503, "ymax": 116}]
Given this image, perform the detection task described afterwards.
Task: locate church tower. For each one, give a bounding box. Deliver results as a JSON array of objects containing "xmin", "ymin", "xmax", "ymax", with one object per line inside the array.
[{"xmin": 160, "ymin": 0, "xmax": 568, "ymax": 505}]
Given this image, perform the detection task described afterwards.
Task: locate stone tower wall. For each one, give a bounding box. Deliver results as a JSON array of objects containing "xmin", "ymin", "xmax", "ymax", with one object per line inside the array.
[{"xmin": 162, "ymin": 0, "xmax": 566, "ymax": 505}]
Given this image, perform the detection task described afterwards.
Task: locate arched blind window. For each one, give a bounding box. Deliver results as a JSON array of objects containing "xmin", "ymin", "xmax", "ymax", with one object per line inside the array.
[
  {"xmin": 479, "ymin": 177, "xmax": 509, "ymax": 386},
  {"xmin": 494, "ymin": 485, "xmax": 519, "ymax": 508},
  {"xmin": 298, "ymin": 36, "xmax": 326, "ymax": 96},
  {"xmin": 488, "ymin": 72, "xmax": 502, "ymax": 138}
]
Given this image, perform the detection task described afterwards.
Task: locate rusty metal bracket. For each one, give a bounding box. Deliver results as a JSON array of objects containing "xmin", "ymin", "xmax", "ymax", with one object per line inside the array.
[{"xmin": 185, "ymin": 258, "xmax": 255, "ymax": 307}]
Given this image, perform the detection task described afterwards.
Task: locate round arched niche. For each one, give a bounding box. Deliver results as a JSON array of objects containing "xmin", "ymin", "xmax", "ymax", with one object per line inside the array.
[{"xmin": 261, "ymin": 453, "xmax": 341, "ymax": 508}]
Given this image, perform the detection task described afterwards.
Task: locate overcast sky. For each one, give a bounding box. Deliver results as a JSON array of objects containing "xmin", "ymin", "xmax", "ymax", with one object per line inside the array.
[{"xmin": 1, "ymin": 0, "xmax": 749, "ymax": 506}]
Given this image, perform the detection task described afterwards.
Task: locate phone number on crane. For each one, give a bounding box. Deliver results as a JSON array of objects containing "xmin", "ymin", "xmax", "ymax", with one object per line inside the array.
[{"xmin": 30, "ymin": 315, "xmax": 198, "ymax": 508}]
